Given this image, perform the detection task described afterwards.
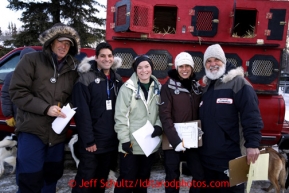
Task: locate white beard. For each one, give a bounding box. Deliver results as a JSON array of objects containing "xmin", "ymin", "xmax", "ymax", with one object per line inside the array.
[{"xmin": 205, "ymin": 65, "xmax": 226, "ymax": 80}]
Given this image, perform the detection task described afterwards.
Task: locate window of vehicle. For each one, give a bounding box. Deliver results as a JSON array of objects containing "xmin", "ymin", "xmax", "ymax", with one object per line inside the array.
[{"xmin": 0, "ymin": 54, "xmax": 20, "ymax": 83}]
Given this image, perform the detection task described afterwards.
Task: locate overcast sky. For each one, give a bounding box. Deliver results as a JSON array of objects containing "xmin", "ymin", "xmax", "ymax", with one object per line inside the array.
[{"xmin": 0, "ymin": 0, "xmax": 107, "ymax": 33}]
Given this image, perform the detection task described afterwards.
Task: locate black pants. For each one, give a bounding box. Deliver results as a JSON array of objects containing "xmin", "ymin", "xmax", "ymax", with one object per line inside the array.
[
  {"xmin": 163, "ymin": 149, "xmax": 205, "ymax": 193},
  {"xmin": 114, "ymin": 152, "xmax": 155, "ymax": 193},
  {"xmin": 110, "ymin": 150, "xmax": 119, "ymax": 172},
  {"xmin": 72, "ymin": 151, "xmax": 114, "ymax": 193},
  {"xmin": 202, "ymin": 166, "xmax": 244, "ymax": 193}
]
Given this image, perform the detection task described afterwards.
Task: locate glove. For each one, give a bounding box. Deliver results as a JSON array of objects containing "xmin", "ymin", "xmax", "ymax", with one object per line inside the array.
[
  {"xmin": 6, "ymin": 117, "xmax": 16, "ymax": 127},
  {"xmin": 151, "ymin": 126, "xmax": 162, "ymax": 137},
  {"xmin": 122, "ymin": 142, "xmax": 133, "ymax": 154},
  {"xmin": 175, "ymin": 142, "xmax": 186, "ymax": 152}
]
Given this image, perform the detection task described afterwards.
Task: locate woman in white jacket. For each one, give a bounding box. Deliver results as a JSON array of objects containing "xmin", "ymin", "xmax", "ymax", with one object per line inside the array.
[{"xmin": 114, "ymin": 55, "xmax": 162, "ymax": 193}]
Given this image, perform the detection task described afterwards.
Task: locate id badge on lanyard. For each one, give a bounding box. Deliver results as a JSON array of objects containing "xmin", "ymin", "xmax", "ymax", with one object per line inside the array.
[{"xmin": 106, "ymin": 100, "xmax": 112, "ymax": 110}]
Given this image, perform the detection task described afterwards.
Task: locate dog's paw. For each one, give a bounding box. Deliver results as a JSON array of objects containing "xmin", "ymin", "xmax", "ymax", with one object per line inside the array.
[
  {"xmin": 108, "ymin": 170, "xmax": 117, "ymax": 181},
  {"xmin": 4, "ymin": 156, "xmax": 16, "ymax": 174}
]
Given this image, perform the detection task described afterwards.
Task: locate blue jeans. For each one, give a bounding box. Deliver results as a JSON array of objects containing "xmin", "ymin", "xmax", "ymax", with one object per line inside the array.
[{"xmin": 16, "ymin": 132, "xmax": 65, "ymax": 193}]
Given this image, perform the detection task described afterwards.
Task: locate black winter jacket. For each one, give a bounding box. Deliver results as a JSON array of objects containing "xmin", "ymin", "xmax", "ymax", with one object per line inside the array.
[
  {"xmin": 72, "ymin": 57, "xmax": 123, "ymax": 154},
  {"xmin": 199, "ymin": 63, "xmax": 263, "ymax": 171}
]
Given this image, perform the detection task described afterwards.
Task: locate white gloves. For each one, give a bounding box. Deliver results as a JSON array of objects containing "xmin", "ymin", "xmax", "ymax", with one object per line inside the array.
[{"xmin": 175, "ymin": 142, "xmax": 186, "ymax": 152}]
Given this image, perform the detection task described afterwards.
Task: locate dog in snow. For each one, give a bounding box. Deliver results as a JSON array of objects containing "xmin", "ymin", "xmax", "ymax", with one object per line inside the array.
[{"xmin": 0, "ymin": 134, "xmax": 17, "ymax": 177}]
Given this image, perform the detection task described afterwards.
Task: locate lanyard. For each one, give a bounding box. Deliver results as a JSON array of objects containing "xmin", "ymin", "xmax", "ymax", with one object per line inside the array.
[
  {"xmin": 107, "ymin": 79, "xmax": 110, "ymax": 99},
  {"xmin": 107, "ymin": 79, "xmax": 115, "ymax": 99}
]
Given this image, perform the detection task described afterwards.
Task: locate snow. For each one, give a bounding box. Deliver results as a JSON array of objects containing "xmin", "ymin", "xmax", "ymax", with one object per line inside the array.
[
  {"xmin": 279, "ymin": 87, "xmax": 289, "ymax": 121},
  {"xmin": 0, "ymin": 160, "xmax": 285, "ymax": 193}
]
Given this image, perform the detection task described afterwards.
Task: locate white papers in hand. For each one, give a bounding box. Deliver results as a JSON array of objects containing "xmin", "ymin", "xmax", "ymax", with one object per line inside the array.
[
  {"xmin": 132, "ymin": 120, "xmax": 161, "ymax": 157},
  {"xmin": 52, "ymin": 104, "xmax": 76, "ymax": 134},
  {"xmin": 174, "ymin": 122, "xmax": 198, "ymax": 148}
]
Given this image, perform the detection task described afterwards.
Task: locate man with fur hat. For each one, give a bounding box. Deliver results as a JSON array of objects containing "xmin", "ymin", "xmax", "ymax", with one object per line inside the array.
[
  {"xmin": 159, "ymin": 52, "xmax": 204, "ymax": 193},
  {"xmin": 9, "ymin": 23, "xmax": 80, "ymax": 192},
  {"xmin": 71, "ymin": 42, "xmax": 123, "ymax": 193},
  {"xmin": 199, "ymin": 44, "xmax": 263, "ymax": 192}
]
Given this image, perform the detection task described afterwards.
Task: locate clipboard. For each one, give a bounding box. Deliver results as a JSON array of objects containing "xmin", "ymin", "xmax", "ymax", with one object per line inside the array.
[
  {"xmin": 162, "ymin": 120, "xmax": 203, "ymax": 150},
  {"xmin": 229, "ymin": 149, "xmax": 267, "ymax": 187}
]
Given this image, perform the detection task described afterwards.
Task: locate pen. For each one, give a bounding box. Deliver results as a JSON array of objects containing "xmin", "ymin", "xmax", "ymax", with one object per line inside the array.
[
  {"xmin": 124, "ymin": 143, "xmax": 133, "ymax": 157},
  {"xmin": 58, "ymin": 102, "xmax": 61, "ymax": 113}
]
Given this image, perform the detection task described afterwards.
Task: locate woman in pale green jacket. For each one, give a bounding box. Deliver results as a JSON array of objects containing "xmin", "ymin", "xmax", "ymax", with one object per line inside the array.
[{"xmin": 114, "ymin": 55, "xmax": 162, "ymax": 193}]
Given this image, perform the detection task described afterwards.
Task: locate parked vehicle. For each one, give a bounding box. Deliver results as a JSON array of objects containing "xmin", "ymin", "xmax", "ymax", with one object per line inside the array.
[
  {"xmin": 0, "ymin": 46, "xmax": 95, "ymax": 140},
  {"xmin": 105, "ymin": 0, "xmax": 289, "ymax": 150},
  {"xmin": 1, "ymin": 0, "xmax": 289, "ymax": 151}
]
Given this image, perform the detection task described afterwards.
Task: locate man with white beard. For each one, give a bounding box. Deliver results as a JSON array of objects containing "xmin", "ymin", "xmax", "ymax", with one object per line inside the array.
[{"xmin": 199, "ymin": 44, "xmax": 263, "ymax": 193}]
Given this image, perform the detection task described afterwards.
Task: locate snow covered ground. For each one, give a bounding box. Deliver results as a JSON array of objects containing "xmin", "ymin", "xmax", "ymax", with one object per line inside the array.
[{"xmin": 0, "ymin": 158, "xmax": 285, "ymax": 193}]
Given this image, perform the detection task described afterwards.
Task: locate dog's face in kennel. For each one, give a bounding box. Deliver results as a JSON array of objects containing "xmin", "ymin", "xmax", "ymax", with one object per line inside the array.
[{"xmin": 0, "ymin": 134, "xmax": 17, "ymax": 177}]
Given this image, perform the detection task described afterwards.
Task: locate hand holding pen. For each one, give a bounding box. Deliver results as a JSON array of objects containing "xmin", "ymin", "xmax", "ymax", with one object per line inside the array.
[{"xmin": 47, "ymin": 102, "xmax": 66, "ymax": 118}]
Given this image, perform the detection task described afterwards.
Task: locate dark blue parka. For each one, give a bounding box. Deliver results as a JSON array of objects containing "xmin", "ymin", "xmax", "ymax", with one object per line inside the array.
[
  {"xmin": 1, "ymin": 48, "xmax": 36, "ymax": 119},
  {"xmin": 199, "ymin": 63, "xmax": 263, "ymax": 171},
  {"xmin": 72, "ymin": 56, "xmax": 123, "ymax": 154}
]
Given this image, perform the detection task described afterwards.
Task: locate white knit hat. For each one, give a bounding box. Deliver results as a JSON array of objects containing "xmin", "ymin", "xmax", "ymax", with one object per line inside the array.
[
  {"xmin": 175, "ymin": 52, "xmax": 194, "ymax": 69},
  {"xmin": 203, "ymin": 44, "xmax": 226, "ymax": 66}
]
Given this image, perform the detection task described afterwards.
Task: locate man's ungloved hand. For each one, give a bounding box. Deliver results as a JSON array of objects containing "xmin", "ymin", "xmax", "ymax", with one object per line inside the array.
[
  {"xmin": 122, "ymin": 142, "xmax": 133, "ymax": 154},
  {"xmin": 151, "ymin": 126, "xmax": 162, "ymax": 137},
  {"xmin": 6, "ymin": 117, "xmax": 16, "ymax": 127}
]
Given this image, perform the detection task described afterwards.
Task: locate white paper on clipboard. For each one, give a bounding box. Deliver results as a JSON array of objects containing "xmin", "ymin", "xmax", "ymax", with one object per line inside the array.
[{"xmin": 173, "ymin": 121, "xmax": 198, "ymax": 148}]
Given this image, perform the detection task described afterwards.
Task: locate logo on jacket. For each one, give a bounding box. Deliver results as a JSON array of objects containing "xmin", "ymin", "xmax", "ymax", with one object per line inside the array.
[
  {"xmin": 95, "ymin": 78, "xmax": 100, "ymax": 84},
  {"xmin": 216, "ymin": 98, "xmax": 233, "ymax": 104}
]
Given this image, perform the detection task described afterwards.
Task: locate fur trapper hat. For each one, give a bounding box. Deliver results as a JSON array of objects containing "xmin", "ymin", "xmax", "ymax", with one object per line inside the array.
[
  {"xmin": 38, "ymin": 23, "xmax": 81, "ymax": 56},
  {"xmin": 78, "ymin": 56, "xmax": 122, "ymax": 73},
  {"xmin": 203, "ymin": 44, "xmax": 226, "ymax": 66},
  {"xmin": 175, "ymin": 52, "xmax": 194, "ymax": 69}
]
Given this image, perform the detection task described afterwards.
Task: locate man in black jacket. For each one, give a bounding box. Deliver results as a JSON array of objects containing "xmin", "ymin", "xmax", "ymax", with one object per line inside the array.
[
  {"xmin": 71, "ymin": 42, "xmax": 122, "ymax": 193},
  {"xmin": 199, "ymin": 44, "xmax": 263, "ymax": 193}
]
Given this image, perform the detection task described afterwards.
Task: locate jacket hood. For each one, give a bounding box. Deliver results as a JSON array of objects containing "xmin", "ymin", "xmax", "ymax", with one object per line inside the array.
[
  {"xmin": 77, "ymin": 56, "xmax": 122, "ymax": 73},
  {"xmin": 38, "ymin": 23, "xmax": 81, "ymax": 56},
  {"xmin": 203, "ymin": 63, "xmax": 244, "ymax": 85}
]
